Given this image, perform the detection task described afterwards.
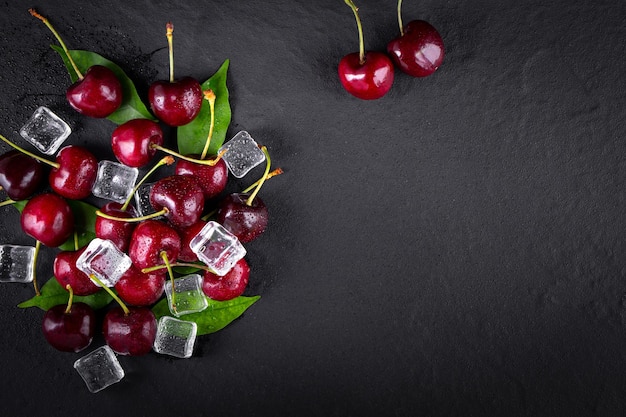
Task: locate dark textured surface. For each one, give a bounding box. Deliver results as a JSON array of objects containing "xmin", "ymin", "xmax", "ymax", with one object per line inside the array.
[{"xmin": 1, "ymin": 0, "xmax": 626, "ymax": 415}]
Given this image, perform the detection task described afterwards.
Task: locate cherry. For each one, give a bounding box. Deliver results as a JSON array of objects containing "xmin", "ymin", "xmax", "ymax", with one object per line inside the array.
[
  {"xmin": 128, "ymin": 219, "xmax": 181, "ymax": 270},
  {"xmin": 111, "ymin": 119, "xmax": 164, "ymax": 168},
  {"xmin": 148, "ymin": 23, "xmax": 202, "ymax": 126},
  {"xmin": 149, "ymin": 175, "xmax": 205, "ymax": 228},
  {"xmin": 30, "ymin": 9, "xmax": 122, "ymax": 118},
  {"xmin": 103, "ymin": 306, "xmax": 157, "ymax": 356},
  {"xmin": 202, "ymin": 258, "xmax": 250, "ymax": 301},
  {"xmin": 386, "ymin": 0, "xmax": 444, "ymax": 77},
  {"xmin": 95, "ymin": 202, "xmax": 137, "ymax": 252},
  {"xmin": 0, "ymin": 150, "xmax": 45, "ymax": 201},
  {"xmin": 114, "ymin": 264, "xmax": 165, "ymax": 306},
  {"xmin": 175, "ymin": 157, "xmax": 228, "ymax": 200},
  {"xmin": 338, "ymin": 0, "xmax": 394, "ymax": 100},
  {"xmin": 21, "ymin": 193, "xmax": 74, "ymax": 247},
  {"xmin": 54, "ymin": 248, "xmax": 100, "ymax": 296},
  {"xmin": 217, "ymin": 193, "xmax": 268, "ymax": 244},
  {"xmin": 42, "ymin": 286, "xmax": 95, "ymax": 353},
  {"xmin": 176, "ymin": 220, "xmax": 207, "ymax": 263}
]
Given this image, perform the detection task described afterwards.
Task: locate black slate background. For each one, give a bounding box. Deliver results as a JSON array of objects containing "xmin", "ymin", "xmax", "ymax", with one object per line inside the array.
[{"xmin": 1, "ymin": 0, "xmax": 626, "ymax": 416}]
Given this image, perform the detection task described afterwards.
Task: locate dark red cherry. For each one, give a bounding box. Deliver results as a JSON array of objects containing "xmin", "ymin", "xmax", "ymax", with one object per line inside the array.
[
  {"xmin": 66, "ymin": 65, "xmax": 123, "ymax": 118},
  {"xmin": 128, "ymin": 219, "xmax": 181, "ymax": 270},
  {"xmin": 115, "ymin": 264, "xmax": 165, "ymax": 306},
  {"xmin": 338, "ymin": 52, "xmax": 394, "ymax": 100},
  {"xmin": 103, "ymin": 306, "xmax": 157, "ymax": 356},
  {"xmin": 42, "ymin": 302, "xmax": 95, "ymax": 352},
  {"xmin": 111, "ymin": 119, "xmax": 164, "ymax": 168},
  {"xmin": 49, "ymin": 145, "xmax": 98, "ymax": 200},
  {"xmin": 202, "ymin": 258, "xmax": 250, "ymax": 301},
  {"xmin": 148, "ymin": 77, "xmax": 203, "ymax": 126},
  {"xmin": 175, "ymin": 156, "xmax": 228, "ymax": 200},
  {"xmin": 149, "ymin": 175, "xmax": 205, "ymax": 228},
  {"xmin": 216, "ymin": 193, "xmax": 268, "ymax": 243},
  {"xmin": 95, "ymin": 202, "xmax": 137, "ymax": 252},
  {"xmin": 0, "ymin": 150, "xmax": 45, "ymax": 200},
  {"xmin": 176, "ymin": 220, "xmax": 207, "ymax": 262},
  {"xmin": 21, "ymin": 193, "xmax": 74, "ymax": 247},
  {"xmin": 53, "ymin": 248, "xmax": 99, "ymax": 296},
  {"xmin": 387, "ymin": 20, "xmax": 444, "ymax": 77}
]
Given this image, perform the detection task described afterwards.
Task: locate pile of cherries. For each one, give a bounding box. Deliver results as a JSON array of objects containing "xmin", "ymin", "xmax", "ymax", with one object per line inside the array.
[
  {"xmin": 338, "ymin": 0, "xmax": 445, "ymax": 100},
  {"xmin": 0, "ymin": 11, "xmax": 276, "ymax": 356}
]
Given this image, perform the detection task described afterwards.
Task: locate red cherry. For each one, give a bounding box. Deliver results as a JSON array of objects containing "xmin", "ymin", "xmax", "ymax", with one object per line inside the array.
[
  {"xmin": 175, "ymin": 156, "xmax": 228, "ymax": 200},
  {"xmin": 21, "ymin": 193, "xmax": 74, "ymax": 247},
  {"xmin": 128, "ymin": 220, "xmax": 181, "ymax": 270},
  {"xmin": 338, "ymin": 52, "xmax": 395, "ymax": 100},
  {"xmin": 103, "ymin": 306, "xmax": 157, "ymax": 356},
  {"xmin": 42, "ymin": 302, "xmax": 95, "ymax": 352},
  {"xmin": 217, "ymin": 193, "xmax": 268, "ymax": 243},
  {"xmin": 387, "ymin": 20, "xmax": 444, "ymax": 77},
  {"xmin": 66, "ymin": 65, "xmax": 123, "ymax": 118},
  {"xmin": 115, "ymin": 264, "xmax": 165, "ymax": 306},
  {"xmin": 95, "ymin": 202, "xmax": 137, "ymax": 252},
  {"xmin": 176, "ymin": 220, "xmax": 207, "ymax": 262},
  {"xmin": 202, "ymin": 258, "xmax": 250, "ymax": 301},
  {"xmin": 149, "ymin": 175, "xmax": 205, "ymax": 228},
  {"xmin": 53, "ymin": 248, "xmax": 100, "ymax": 296},
  {"xmin": 149, "ymin": 77, "xmax": 203, "ymax": 126},
  {"xmin": 49, "ymin": 145, "xmax": 98, "ymax": 200},
  {"xmin": 0, "ymin": 150, "xmax": 45, "ymax": 200},
  {"xmin": 111, "ymin": 119, "xmax": 164, "ymax": 168}
]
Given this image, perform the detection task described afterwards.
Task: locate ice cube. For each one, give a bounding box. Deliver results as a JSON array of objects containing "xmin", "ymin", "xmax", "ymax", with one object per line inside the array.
[
  {"xmin": 76, "ymin": 238, "xmax": 132, "ymax": 287},
  {"xmin": 189, "ymin": 221, "xmax": 246, "ymax": 276},
  {"xmin": 0, "ymin": 245, "xmax": 35, "ymax": 283},
  {"xmin": 73, "ymin": 345, "xmax": 125, "ymax": 393},
  {"xmin": 134, "ymin": 182, "xmax": 161, "ymax": 218},
  {"xmin": 91, "ymin": 160, "xmax": 139, "ymax": 203},
  {"xmin": 219, "ymin": 131, "xmax": 266, "ymax": 178},
  {"xmin": 153, "ymin": 316, "xmax": 197, "ymax": 359},
  {"xmin": 19, "ymin": 106, "xmax": 71, "ymax": 155},
  {"xmin": 164, "ymin": 274, "xmax": 208, "ymax": 317}
]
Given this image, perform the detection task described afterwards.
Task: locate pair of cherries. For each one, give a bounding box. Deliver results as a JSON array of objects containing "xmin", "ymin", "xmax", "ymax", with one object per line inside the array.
[{"xmin": 338, "ymin": 0, "xmax": 445, "ymax": 100}]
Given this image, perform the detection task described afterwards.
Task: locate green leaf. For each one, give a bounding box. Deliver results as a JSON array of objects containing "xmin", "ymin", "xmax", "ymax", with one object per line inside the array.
[
  {"xmin": 152, "ymin": 294, "xmax": 259, "ymax": 336},
  {"xmin": 13, "ymin": 199, "xmax": 98, "ymax": 250},
  {"xmin": 17, "ymin": 278, "xmax": 113, "ymax": 311},
  {"xmin": 177, "ymin": 59, "xmax": 231, "ymax": 156},
  {"xmin": 51, "ymin": 45, "xmax": 154, "ymax": 124}
]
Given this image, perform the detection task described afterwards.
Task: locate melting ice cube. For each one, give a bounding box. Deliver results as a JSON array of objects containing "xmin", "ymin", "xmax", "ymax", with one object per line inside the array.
[
  {"xmin": 19, "ymin": 106, "xmax": 71, "ymax": 155},
  {"xmin": 219, "ymin": 131, "xmax": 266, "ymax": 178}
]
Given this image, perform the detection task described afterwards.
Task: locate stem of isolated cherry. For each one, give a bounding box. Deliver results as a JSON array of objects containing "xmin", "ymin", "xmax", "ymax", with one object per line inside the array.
[
  {"xmin": 160, "ymin": 251, "xmax": 177, "ymax": 312},
  {"xmin": 397, "ymin": 0, "xmax": 404, "ymax": 36},
  {"xmin": 0, "ymin": 134, "xmax": 59, "ymax": 168},
  {"xmin": 64, "ymin": 284, "xmax": 74, "ymax": 314},
  {"xmin": 166, "ymin": 22, "xmax": 175, "ymax": 83},
  {"xmin": 120, "ymin": 156, "xmax": 174, "ymax": 212},
  {"xmin": 241, "ymin": 168, "xmax": 284, "ymax": 194},
  {"xmin": 151, "ymin": 143, "xmax": 227, "ymax": 166},
  {"xmin": 89, "ymin": 274, "xmax": 130, "ymax": 315},
  {"xmin": 344, "ymin": 0, "xmax": 365, "ymax": 64},
  {"xmin": 29, "ymin": 8, "xmax": 84, "ymax": 80},
  {"xmin": 200, "ymin": 90, "xmax": 216, "ymax": 160},
  {"xmin": 246, "ymin": 146, "xmax": 271, "ymax": 206},
  {"xmin": 32, "ymin": 240, "xmax": 41, "ymax": 296}
]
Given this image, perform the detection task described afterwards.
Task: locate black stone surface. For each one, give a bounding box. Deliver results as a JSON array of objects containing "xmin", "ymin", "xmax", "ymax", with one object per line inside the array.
[{"xmin": 1, "ymin": 0, "xmax": 626, "ymax": 415}]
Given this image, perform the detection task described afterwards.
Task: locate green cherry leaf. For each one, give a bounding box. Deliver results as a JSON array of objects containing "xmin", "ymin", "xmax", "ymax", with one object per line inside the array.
[
  {"xmin": 17, "ymin": 278, "xmax": 113, "ymax": 311},
  {"xmin": 177, "ymin": 59, "xmax": 231, "ymax": 156},
  {"xmin": 152, "ymin": 294, "xmax": 260, "ymax": 336},
  {"xmin": 51, "ymin": 45, "xmax": 155, "ymax": 124}
]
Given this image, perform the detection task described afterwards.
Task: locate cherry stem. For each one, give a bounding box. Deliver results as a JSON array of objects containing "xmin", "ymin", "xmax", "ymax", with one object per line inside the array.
[
  {"xmin": 64, "ymin": 284, "xmax": 74, "ymax": 314},
  {"xmin": 166, "ymin": 22, "xmax": 175, "ymax": 83},
  {"xmin": 0, "ymin": 199, "xmax": 17, "ymax": 208},
  {"xmin": 344, "ymin": 0, "xmax": 365, "ymax": 64},
  {"xmin": 120, "ymin": 156, "xmax": 174, "ymax": 212},
  {"xmin": 246, "ymin": 146, "xmax": 271, "ymax": 206},
  {"xmin": 200, "ymin": 90, "xmax": 216, "ymax": 160},
  {"xmin": 96, "ymin": 207, "xmax": 168, "ymax": 223},
  {"xmin": 151, "ymin": 144, "xmax": 227, "ymax": 166},
  {"xmin": 0, "ymin": 134, "xmax": 58, "ymax": 169},
  {"xmin": 397, "ymin": 0, "xmax": 404, "ymax": 36},
  {"xmin": 29, "ymin": 9, "xmax": 84, "ymax": 80},
  {"xmin": 33, "ymin": 240, "xmax": 41, "ymax": 296},
  {"xmin": 200, "ymin": 208, "xmax": 217, "ymax": 222},
  {"xmin": 89, "ymin": 274, "xmax": 130, "ymax": 315},
  {"xmin": 142, "ymin": 262, "xmax": 213, "ymax": 274},
  {"xmin": 73, "ymin": 232, "xmax": 79, "ymax": 251},
  {"xmin": 241, "ymin": 168, "xmax": 284, "ymax": 194},
  {"xmin": 160, "ymin": 251, "xmax": 177, "ymax": 312}
]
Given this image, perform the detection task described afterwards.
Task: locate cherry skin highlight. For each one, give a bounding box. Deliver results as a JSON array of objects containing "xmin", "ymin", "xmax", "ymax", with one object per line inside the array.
[
  {"xmin": 42, "ymin": 302, "xmax": 95, "ymax": 353},
  {"xmin": 128, "ymin": 220, "xmax": 181, "ymax": 270},
  {"xmin": 111, "ymin": 118, "xmax": 164, "ymax": 168},
  {"xmin": 217, "ymin": 193, "xmax": 268, "ymax": 244},
  {"xmin": 0, "ymin": 150, "xmax": 45, "ymax": 200},
  {"xmin": 21, "ymin": 193, "xmax": 74, "ymax": 247},
  {"xmin": 338, "ymin": 52, "xmax": 394, "ymax": 100},
  {"xmin": 49, "ymin": 145, "xmax": 98, "ymax": 200},
  {"xmin": 149, "ymin": 175, "xmax": 205, "ymax": 228},
  {"xmin": 149, "ymin": 77, "xmax": 203, "ymax": 126},
  {"xmin": 387, "ymin": 20, "xmax": 444, "ymax": 77},
  {"xmin": 95, "ymin": 202, "xmax": 137, "ymax": 252},
  {"xmin": 175, "ymin": 156, "xmax": 228, "ymax": 200},
  {"xmin": 66, "ymin": 65, "xmax": 123, "ymax": 118},
  {"xmin": 202, "ymin": 258, "xmax": 250, "ymax": 301},
  {"xmin": 53, "ymin": 248, "xmax": 100, "ymax": 296},
  {"xmin": 103, "ymin": 306, "xmax": 157, "ymax": 356},
  {"xmin": 115, "ymin": 264, "xmax": 166, "ymax": 307}
]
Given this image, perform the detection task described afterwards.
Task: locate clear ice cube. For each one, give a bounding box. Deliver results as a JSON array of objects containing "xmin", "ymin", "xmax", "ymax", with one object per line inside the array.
[
  {"xmin": 76, "ymin": 238, "xmax": 132, "ymax": 287},
  {"xmin": 219, "ymin": 131, "xmax": 266, "ymax": 178},
  {"xmin": 164, "ymin": 274, "xmax": 208, "ymax": 317},
  {"xmin": 0, "ymin": 245, "xmax": 35, "ymax": 283},
  {"xmin": 134, "ymin": 182, "xmax": 161, "ymax": 218},
  {"xmin": 91, "ymin": 160, "xmax": 139, "ymax": 203},
  {"xmin": 189, "ymin": 221, "xmax": 246, "ymax": 276},
  {"xmin": 19, "ymin": 106, "xmax": 71, "ymax": 155},
  {"xmin": 73, "ymin": 345, "xmax": 125, "ymax": 393},
  {"xmin": 153, "ymin": 316, "xmax": 197, "ymax": 359}
]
